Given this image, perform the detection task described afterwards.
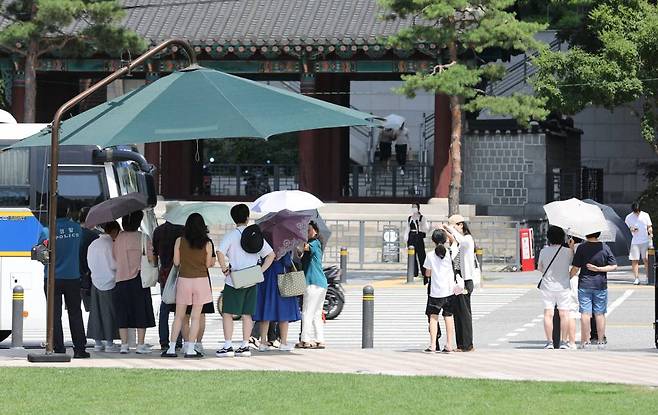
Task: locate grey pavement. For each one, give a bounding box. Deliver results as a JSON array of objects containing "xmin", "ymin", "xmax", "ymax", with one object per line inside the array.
[{"xmin": 1, "ymin": 347, "xmax": 657, "ymax": 386}]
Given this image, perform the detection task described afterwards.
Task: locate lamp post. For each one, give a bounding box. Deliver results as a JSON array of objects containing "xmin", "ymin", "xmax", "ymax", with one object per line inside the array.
[{"xmin": 28, "ymin": 39, "xmax": 196, "ymax": 363}]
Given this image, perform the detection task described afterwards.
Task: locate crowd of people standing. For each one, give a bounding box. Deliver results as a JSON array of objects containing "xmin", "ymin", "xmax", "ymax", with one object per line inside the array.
[{"xmin": 46, "ymin": 202, "xmax": 328, "ymax": 358}]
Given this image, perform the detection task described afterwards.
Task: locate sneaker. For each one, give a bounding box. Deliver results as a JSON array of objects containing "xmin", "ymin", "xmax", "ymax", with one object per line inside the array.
[
  {"xmin": 559, "ymin": 342, "xmax": 569, "ymax": 350},
  {"xmin": 93, "ymin": 343, "xmax": 104, "ymax": 352},
  {"xmin": 579, "ymin": 342, "xmax": 592, "ymax": 350},
  {"xmin": 215, "ymin": 347, "xmax": 235, "ymax": 358},
  {"xmin": 279, "ymin": 343, "xmax": 294, "ymax": 352},
  {"xmin": 194, "ymin": 343, "xmax": 205, "ymax": 355},
  {"xmin": 568, "ymin": 343, "xmax": 578, "ymax": 350},
  {"xmin": 258, "ymin": 344, "xmax": 270, "ymax": 352},
  {"xmin": 544, "ymin": 342, "xmax": 554, "ymax": 350},
  {"xmin": 597, "ymin": 341, "xmax": 607, "ymax": 350},
  {"xmin": 235, "ymin": 346, "xmax": 252, "ymax": 357},
  {"xmin": 136, "ymin": 344, "xmax": 152, "ymax": 354},
  {"xmin": 120, "ymin": 344, "xmax": 130, "ymax": 354},
  {"xmin": 104, "ymin": 344, "xmax": 121, "ymax": 353},
  {"xmin": 423, "ymin": 347, "xmax": 436, "ymax": 353},
  {"xmin": 633, "ymin": 278, "xmax": 640, "ymax": 285}
]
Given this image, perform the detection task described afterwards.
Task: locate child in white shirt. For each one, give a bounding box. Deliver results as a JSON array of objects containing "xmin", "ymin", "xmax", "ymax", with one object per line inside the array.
[{"xmin": 423, "ymin": 229, "xmax": 457, "ymax": 353}]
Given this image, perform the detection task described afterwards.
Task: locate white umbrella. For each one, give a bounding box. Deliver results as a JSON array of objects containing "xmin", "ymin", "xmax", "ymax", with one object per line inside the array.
[
  {"xmin": 251, "ymin": 190, "xmax": 324, "ymax": 213},
  {"xmin": 163, "ymin": 202, "xmax": 232, "ymax": 226},
  {"xmin": 543, "ymin": 198, "xmax": 613, "ymax": 242},
  {"xmin": 383, "ymin": 114, "xmax": 405, "ymax": 130}
]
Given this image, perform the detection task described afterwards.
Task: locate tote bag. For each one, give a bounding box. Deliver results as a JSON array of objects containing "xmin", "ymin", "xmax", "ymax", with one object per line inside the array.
[
  {"xmin": 277, "ymin": 263, "xmax": 306, "ymax": 297},
  {"xmin": 161, "ymin": 265, "xmax": 179, "ymax": 305},
  {"xmin": 231, "ymin": 265, "xmax": 264, "ymax": 289},
  {"xmin": 140, "ymin": 233, "xmax": 159, "ymax": 288}
]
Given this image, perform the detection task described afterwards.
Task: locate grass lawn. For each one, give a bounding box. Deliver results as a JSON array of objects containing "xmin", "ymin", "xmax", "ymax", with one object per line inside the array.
[{"xmin": 0, "ymin": 368, "xmax": 656, "ymax": 414}]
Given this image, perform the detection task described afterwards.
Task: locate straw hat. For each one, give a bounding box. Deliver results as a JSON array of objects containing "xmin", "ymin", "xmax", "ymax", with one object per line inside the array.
[{"xmin": 448, "ymin": 214, "xmax": 466, "ymax": 225}]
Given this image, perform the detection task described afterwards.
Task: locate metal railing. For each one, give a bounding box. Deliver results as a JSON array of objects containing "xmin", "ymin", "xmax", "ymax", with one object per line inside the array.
[
  {"xmin": 347, "ymin": 163, "xmax": 433, "ymax": 198},
  {"xmin": 208, "ymin": 218, "xmax": 524, "ymax": 270},
  {"xmin": 487, "ymin": 39, "xmax": 562, "ymax": 96},
  {"xmin": 204, "ymin": 164, "xmax": 298, "ymax": 197}
]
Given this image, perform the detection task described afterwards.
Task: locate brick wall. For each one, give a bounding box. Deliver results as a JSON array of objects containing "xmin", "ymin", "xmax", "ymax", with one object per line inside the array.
[{"xmin": 462, "ymin": 131, "xmax": 547, "ymax": 218}]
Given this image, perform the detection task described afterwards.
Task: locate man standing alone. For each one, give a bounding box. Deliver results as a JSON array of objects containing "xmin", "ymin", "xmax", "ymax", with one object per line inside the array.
[{"xmin": 625, "ymin": 202, "xmax": 653, "ymax": 285}]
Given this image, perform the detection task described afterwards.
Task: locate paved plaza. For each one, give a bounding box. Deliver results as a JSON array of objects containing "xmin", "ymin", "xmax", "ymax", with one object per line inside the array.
[{"xmin": 1, "ymin": 267, "xmax": 656, "ymax": 385}]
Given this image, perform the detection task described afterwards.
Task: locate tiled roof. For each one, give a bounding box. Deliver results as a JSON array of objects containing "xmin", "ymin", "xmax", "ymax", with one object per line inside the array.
[{"xmin": 117, "ymin": 0, "xmax": 414, "ymax": 46}]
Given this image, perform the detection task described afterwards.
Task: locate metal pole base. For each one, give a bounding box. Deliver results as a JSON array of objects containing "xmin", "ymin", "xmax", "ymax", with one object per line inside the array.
[{"xmin": 27, "ymin": 352, "xmax": 71, "ymax": 363}]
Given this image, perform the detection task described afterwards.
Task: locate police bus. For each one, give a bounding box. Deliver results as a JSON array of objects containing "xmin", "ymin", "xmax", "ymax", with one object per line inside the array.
[{"xmin": 0, "ymin": 122, "xmax": 158, "ymax": 342}]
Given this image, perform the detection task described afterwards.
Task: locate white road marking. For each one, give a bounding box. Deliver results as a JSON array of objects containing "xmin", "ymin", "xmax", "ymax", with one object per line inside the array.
[{"xmin": 606, "ymin": 289, "xmax": 634, "ymax": 316}]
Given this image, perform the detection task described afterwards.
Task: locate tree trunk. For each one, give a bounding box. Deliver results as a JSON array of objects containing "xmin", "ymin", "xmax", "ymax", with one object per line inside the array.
[
  {"xmin": 447, "ymin": 41, "xmax": 462, "ymax": 216},
  {"xmin": 23, "ymin": 40, "xmax": 38, "ymax": 123}
]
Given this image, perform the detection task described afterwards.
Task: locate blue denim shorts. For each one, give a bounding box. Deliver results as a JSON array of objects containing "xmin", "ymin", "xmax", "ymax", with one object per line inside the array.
[{"xmin": 578, "ymin": 288, "xmax": 607, "ymax": 315}]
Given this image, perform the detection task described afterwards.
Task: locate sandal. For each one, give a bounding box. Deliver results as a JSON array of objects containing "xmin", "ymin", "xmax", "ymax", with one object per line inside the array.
[
  {"xmin": 442, "ymin": 348, "xmax": 453, "ymax": 353},
  {"xmin": 423, "ymin": 348, "xmax": 436, "ymax": 353},
  {"xmin": 315, "ymin": 343, "xmax": 326, "ymax": 349},
  {"xmin": 295, "ymin": 342, "xmax": 315, "ymax": 349}
]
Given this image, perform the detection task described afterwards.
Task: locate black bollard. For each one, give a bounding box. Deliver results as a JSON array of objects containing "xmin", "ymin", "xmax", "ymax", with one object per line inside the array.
[
  {"xmin": 11, "ymin": 286, "xmax": 24, "ymax": 349},
  {"xmin": 340, "ymin": 247, "xmax": 348, "ymax": 283},
  {"xmin": 362, "ymin": 285, "xmax": 374, "ymax": 348},
  {"xmin": 648, "ymin": 248, "xmax": 655, "ymax": 285},
  {"xmin": 406, "ymin": 246, "xmax": 415, "ymax": 283}
]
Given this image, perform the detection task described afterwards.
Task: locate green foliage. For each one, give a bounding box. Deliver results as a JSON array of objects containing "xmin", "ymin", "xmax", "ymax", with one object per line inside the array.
[
  {"xmin": 380, "ymin": 0, "xmax": 548, "ymax": 125},
  {"xmin": 533, "ymin": 0, "xmax": 658, "ymax": 153},
  {"xmin": 0, "ymin": 0, "xmax": 146, "ymax": 57}
]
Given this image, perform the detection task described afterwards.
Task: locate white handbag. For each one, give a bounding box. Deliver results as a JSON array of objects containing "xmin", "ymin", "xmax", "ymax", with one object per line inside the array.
[
  {"xmin": 231, "ymin": 265, "xmax": 264, "ymax": 289},
  {"xmin": 161, "ymin": 266, "xmax": 179, "ymax": 305},
  {"xmin": 140, "ymin": 233, "xmax": 158, "ymax": 288}
]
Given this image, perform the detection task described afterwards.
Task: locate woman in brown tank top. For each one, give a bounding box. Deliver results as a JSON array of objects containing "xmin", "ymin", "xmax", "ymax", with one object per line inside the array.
[{"xmin": 163, "ymin": 213, "xmax": 215, "ymax": 358}]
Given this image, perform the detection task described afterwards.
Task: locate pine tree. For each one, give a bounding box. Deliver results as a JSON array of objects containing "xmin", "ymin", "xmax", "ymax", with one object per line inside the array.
[
  {"xmin": 380, "ymin": 0, "xmax": 548, "ymax": 214},
  {"xmin": 0, "ymin": 0, "xmax": 145, "ymax": 122}
]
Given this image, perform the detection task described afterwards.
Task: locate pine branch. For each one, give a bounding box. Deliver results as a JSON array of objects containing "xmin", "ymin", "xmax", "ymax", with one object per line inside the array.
[
  {"xmin": 0, "ymin": 43, "xmax": 26, "ymax": 56},
  {"xmin": 37, "ymin": 37, "xmax": 74, "ymax": 57}
]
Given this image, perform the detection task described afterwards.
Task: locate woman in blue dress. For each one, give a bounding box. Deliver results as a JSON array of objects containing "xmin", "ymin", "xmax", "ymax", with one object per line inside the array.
[{"xmin": 253, "ymin": 252, "xmax": 301, "ymax": 352}]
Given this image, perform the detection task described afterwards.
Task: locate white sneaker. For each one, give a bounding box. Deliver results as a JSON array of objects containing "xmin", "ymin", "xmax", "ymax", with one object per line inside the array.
[
  {"xmin": 279, "ymin": 343, "xmax": 294, "ymax": 352},
  {"xmin": 258, "ymin": 344, "xmax": 270, "ymax": 352},
  {"xmin": 136, "ymin": 344, "xmax": 152, "ymax": 354},
  {"xmin": 578, "ymin": 342, "xmax": 592, "ymax": 350},
  {"xmin": 194, "ymin": 342, "xmax": 205, "ymax": 355},
  {"xmin": 559, "ymin": 342, "xmax": 569, "ymax": 350},
  {"xmin": 597, "ymin": 341, "xmax": 607, "ymax": 350},
  {"xmin": 93, "ymin": 343, "xmax": 104, "ymax": 352},
  {"xmin": 633, "ymin": 278, "xmax": 640, "ymax": 285},
  {"xmin": 104, "ymin": 343, "xmax": 121, "ymax": 353},
  {"xmin": 120, "ymin": 344, "xmax": 130, "ymax": 354},
  {"xmin": 543, "ymin": 342, "xmax": 554, "ymax": 350}
]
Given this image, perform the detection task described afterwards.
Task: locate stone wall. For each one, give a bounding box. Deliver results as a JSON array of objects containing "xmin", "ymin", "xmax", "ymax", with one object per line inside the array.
[{"xmin": 462, "ymin": 131, "xmax": 547, "ymax": 218}]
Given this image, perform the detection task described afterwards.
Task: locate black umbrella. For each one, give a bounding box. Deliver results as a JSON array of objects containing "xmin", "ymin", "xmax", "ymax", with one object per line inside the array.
[
  {"xmin": 85, "ymin": 192, "xmax": 148, "ymax": 228},
  {"xmin": 583, "ymin": 199, "xmax": 633, "ymax": 257}
]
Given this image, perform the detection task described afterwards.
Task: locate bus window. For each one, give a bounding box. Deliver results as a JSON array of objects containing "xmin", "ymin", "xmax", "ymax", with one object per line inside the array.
[
  {"xmin": 35, "ymin": 168, "xmax": 108, "ymax": 216},
  {"xmin": 0, "ymin": 148, "xmax": 30, "ymax": 206}
]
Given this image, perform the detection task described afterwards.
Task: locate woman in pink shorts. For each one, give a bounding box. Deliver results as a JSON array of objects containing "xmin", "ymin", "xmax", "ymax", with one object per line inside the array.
[{"xmin": 163, "ymin": 213, "xmax": 215, "ymax": 358}]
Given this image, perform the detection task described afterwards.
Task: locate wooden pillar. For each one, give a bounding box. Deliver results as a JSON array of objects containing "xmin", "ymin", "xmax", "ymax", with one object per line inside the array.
[
  {"xmin": 298, "ymin": 73, "xmax": 350, "ymax": 201},
  {"xmin": 433, "ymin": 94, "xmax": 452, "ymax": 198},
  {"xmin": 160, "ymin": 141, "xmax": 193, "ymax": 199},
  {"xmin": 11, "ymin": 69, "xmax": 25, "ymax": 122}
]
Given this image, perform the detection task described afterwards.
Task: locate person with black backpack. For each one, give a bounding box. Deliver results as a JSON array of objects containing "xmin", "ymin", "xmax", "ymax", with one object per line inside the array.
[{"xmin": 215, "ymin": 204, "xmax": 275, "ymax": 358}]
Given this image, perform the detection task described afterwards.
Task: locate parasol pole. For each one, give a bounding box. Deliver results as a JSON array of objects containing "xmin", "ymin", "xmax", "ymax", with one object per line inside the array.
[{"xmin": 28, "ymin": 39, "xmax": 196, "ymax": 363}]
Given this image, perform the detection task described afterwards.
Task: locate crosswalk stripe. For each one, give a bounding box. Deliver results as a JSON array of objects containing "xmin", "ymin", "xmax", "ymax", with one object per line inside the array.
[{"xmin": 6, "ymin": 287, "xmax": 528, "ymax": 350}]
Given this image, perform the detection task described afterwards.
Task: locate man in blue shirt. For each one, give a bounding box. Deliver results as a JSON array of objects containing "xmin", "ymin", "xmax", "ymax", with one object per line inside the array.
[
  {"xmin": 43, "ymin": 204, "xmax": 89, "ymax": 358},
  {"xmin": 570, "ymin": 231, "xmax": 617, "ymax": 350}
]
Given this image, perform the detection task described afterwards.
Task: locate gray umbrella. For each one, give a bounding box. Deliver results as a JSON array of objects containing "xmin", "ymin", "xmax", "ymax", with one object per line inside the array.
[
  {"xmin": 299, "ymin": 209, "xmax": 332, "ymax": 249},
  {"xmin": 85, "ymin": 192, "xmax": 148, "ymax": 228},
  {"xmin": 583, "ymin": 199, "xmax": 633, "ymax": 257}
]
